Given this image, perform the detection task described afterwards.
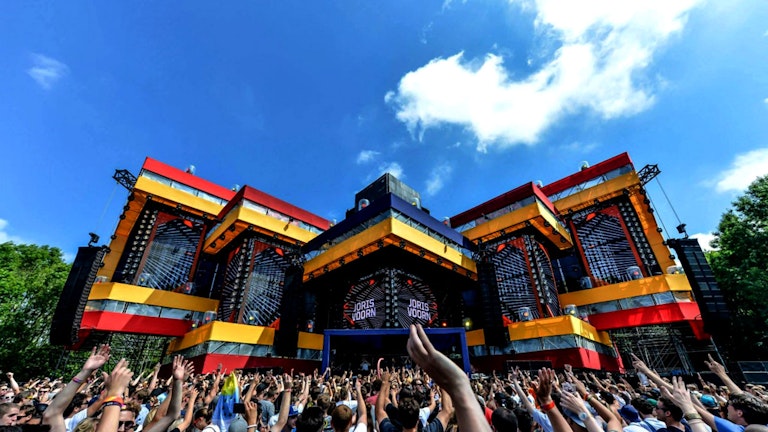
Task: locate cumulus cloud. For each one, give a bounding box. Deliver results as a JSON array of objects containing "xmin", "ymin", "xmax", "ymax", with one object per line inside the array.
[
  {"xmin": 690, "ymin": 232, "xmax": 718, "ymax": 252},
  {"xmin": 425, "ymin": 163, "xmax": 454, "ymax": 196},
  {"xmin": 387, "ymin": 0, "xmax": 700, "ymax": 151},
  {"xmin": 0, "ymin": 218, "xmax": 26, "ymax": 244},
  {"xmin": 714, "ymin": 148, "xmax": 768, "ymax": 193},
  {"xmin": 27, "ymin": 54, "xmax": 69, "ymax": 89},
  {"xmin": 379, "ymin": 162, "xmax": 405, "ymax": 179},
  {"xmin": 356, "ymin": 150, "xmax": 381, "ymax": 164}
]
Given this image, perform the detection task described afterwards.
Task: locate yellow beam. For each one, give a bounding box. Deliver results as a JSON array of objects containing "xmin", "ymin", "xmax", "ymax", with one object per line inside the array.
[
  {"xmin": 461, "ymin": 201, "xmax": 573, "ymax": 249},
  {"xmin": 558, "ymin": 274, "xmax": 692, "ymax": 307},
  {"xmin": 552, "ymin": 172, "xmax": 639, "ymax": 214},
  {"xmin": 628, "ymin": 193, "xmax": 676, "ymax": 272},
  {"xmin": 297, "ymin": 332, "xmax": 324, "ymax": 350},
  {"xmin": 507, "ymin": 315, "xmax": 612, "ymax": 346},
  {"xmin": 304, "ymin": 218, "xmax": 476, "ymax": 280},
  {"xmin": 466, "ymin": 329, "xmax": 485, "ymax": 347},
  {"xmin": 204, "ymin": 206, "xmax": 318, "ymax": 253},
  {"xmin": 134, "ymin": 176, "xmax": 225, "ymax": 217},
  {"xmin": 167, "ymin": 321, "xmax": 275, "ymax": 353},
  {"xmin": 89, "ymin": 283, "xmax": 219, "ymax": 312}
]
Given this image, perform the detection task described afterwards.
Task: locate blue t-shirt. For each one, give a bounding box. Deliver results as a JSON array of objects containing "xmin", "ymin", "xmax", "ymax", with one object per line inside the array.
[{"xmin": 714, "ymin": 417, "xmax": 745, "ymax": 432}]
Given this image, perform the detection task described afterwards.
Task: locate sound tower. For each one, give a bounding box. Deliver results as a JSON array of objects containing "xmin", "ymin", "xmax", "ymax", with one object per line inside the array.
[
  {"xmin": 50, "ymin": 246, "xmax": 107, "ymax": 345},
  {"xmin": 667, "ymin": 238, "xmax": 731, "ymax": 334},
  {"xmin": 476, "ymin": 255, "xmax": 506, "ymax": 346},
  {"xmin": 274, "ymin": 263, "xmax": 303, "ymax": 356}
]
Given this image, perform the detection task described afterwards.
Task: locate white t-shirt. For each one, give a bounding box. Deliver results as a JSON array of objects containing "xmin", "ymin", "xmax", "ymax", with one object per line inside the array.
[{"xmin": 65, "ymin": 409, "xmax": 89, "ymax": 432}]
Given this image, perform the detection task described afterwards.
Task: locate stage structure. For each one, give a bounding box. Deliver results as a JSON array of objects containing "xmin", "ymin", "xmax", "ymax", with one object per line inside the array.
[{"xmin": 51, "ymin": 153, "xmax": 721, "ymax": 373}]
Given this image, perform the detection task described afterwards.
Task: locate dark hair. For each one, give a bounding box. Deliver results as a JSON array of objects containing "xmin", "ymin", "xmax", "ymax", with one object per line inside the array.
[
  {"xmin": 492, "ymin": 407, "xmax": 518, "ymax": 432},
  {"xmin": 63, "ymin": 394, "xmax": 87, "ymax": 418},
  {"xmin": 514, "ymin": 407, "xmax": 534, "ymax": 432},
  {"xmin": 631, "ymin": 397, "xmax": 655, "ymax": 416},
  {"xmin": 371, "ymin": 379, "xmax": 382, "ymax": 393},
  {"xmin": 398, "ymin": 398, "xmax": 421, "ymax": 429},
  {"xmin": 729, "ymin": 393, "xmax": 768, "ymax": 425},
  {"xmin": 658, "ymin": 397, "xmax": 683, "ymax": 422},
  {"xmin": 296, "ymin": 406, "xmax": 324, "ymax": 432}
]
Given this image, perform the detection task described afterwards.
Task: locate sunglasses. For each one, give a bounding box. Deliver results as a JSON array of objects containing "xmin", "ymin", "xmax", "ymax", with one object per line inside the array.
[{"xmin": 118, "ymin": 421, "xmax": 135, "ymax": 430}]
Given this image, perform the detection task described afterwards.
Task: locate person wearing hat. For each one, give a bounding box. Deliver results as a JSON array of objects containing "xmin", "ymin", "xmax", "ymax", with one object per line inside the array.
[{"xmin": 619, "ymin": 405, "xmax": 657, "ymax": 432}]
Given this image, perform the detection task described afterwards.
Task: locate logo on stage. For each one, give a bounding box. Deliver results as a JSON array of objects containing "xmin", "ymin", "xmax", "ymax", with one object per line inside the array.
[{"xmin": 351, "ymin": 299, "xmax": 376, "ymax": 321}]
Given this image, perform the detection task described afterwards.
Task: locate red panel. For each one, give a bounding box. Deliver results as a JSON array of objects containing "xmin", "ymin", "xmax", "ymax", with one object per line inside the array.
[
  {"xmin": 81, "ymin": 311, "xmax": 192, "ymax": 337},
  {"xmin": 217, "ymin": 186, "xmax": 330, "ymax": 230},
  {"xmin": 450, "ymin": 182, "xmax": 557, "ymax": 227},
  {"xmin": 541, "ymin": 153, "xmax": 633, "ymax": 197},
  {"xmin": 471, "ymin": 347, "xmax": 622, "ymax": 372},
  {"xmin": 142, "ymin": 157, "xmax": 237, "ymax": 201},
  {"xmin": 178, "ymin": 353, "xmax": 321, "ymax": 374},
  {"xmin": 586, "ymin": 302, "xmax": 705, "ymax": 335}
]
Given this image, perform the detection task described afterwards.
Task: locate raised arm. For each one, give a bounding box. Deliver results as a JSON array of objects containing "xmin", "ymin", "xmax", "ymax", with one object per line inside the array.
[
  {"xmin": 270, "ymin": 374, "xmax": 293, "ymax": 432},
  {"xmin": 705, "ymin": 354, "xmax": 742, "ymax": 396},
  {"xmin": 6, "ymin": 373, "xmax": 20, "ymax": 393},
  {"xmin": 43, "ymin": 345, "xmax": 111, "ymax": 432},
  {"xmin": 662, "ymin": 377, "xmax": 715, "ymax": 432},
  {"xmin": 406, "ymin": 324, "xmax": 491, "ymax": 432},
  {"xmin": 375, "ymin": 371, "xmax": 391, "ymax": 426},
  {"xmin": 533, "ymin": 369, "xmax": 572, "ymax": 432},
  {"xmin": 354, "ymin": 377, "xmax": 367, "ymax": 428},
  {"xmin": 96, "ymin": 359, "xmax": 134, "ymax": 432},
  {"xmin": 630, "ymin": 354, "xmax": 673, "ymax": 392},
  {"xmin": 144, "ymin": 356, "xmax": 189, "ymax": 432}
]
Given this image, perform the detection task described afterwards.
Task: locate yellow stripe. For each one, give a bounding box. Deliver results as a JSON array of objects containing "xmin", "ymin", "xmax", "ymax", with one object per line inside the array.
[
  {"xmin": 628, "ymin": 193, "xmax": 676, "ymax": 272},
  {"xmin": 558, "ymin": 274, "xmax": 691, "ymax": 306},
  {"xmin": 461, "ymin": 201, "xmax": 573, "ymax": 249},
  {"xmin": 134, "ymin": 176, "xmax": 225, "ymax": 216},
  {"xmin": 507, "ymin": 315, "xmax": 612, "ymax": 346},
  {"xmin": 304, "ymin": 219, "xmax": 393, "ymax": 275},
  {"xmin": 303, "ymin": 218, "xmax": 476, "ymax": 277},
  {"xmin": 390, "ymin": 219, "xmax": 477, "ymax": 272},
  {"xmin": 297, "ymin": 332, "xmax": 324, "ymax": 350},
  {"xmin": 550, "ymin": 172, "xmax": 639, "ymax": 214},
  {"xmin": 167, "ymin": 321, "xmax": 276, "ymax": 353},
  {"xmin": 466, "ymin": 329, "xmax": 485, "ymax": 346},
  {"xmin": 89, "ymin": 283, "xmax": 219, "ymax": 312},
  {"xmin": 204, "ymin": 206, "xmax": 320, "ymax": 252}
]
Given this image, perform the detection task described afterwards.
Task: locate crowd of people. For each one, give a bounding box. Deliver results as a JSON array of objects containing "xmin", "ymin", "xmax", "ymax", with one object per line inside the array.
[{"xmin": 1, "ymin": 324, "xmax": 768, "ymax": 432}]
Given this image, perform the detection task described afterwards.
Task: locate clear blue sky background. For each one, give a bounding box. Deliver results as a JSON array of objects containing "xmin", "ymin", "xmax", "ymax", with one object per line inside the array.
[{"xmin": 1, "ymin": 1, "xmax": 767, "ymax": 261}]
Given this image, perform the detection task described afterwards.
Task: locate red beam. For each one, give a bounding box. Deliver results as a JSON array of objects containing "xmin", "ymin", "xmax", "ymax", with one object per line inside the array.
[
  {"xmin": 176, "ymin": 353, "xmax": 321, "ymax": 374},
  {"xmin": 541, "ymin": 153, "xmax": 633, "ymax": 197},
  {"xmin": 586, "ymin": 302, "xmax": 706, "ymax": 337},
  {"xmin": 450, "ymin": 182, "xmax": 557, "ymax": 228},
  {"xmin": 81, "ymin": 311, "xmax": 193, "ymax": 337},
  {"xmin": 471, "ymin": 347, "xmax": 623, "ymax": 372},
  {"xmin": 142, "ymin": 158, "xmax": 236, "ymax": 201},
  {"xmin": 218, "ymin": 186, "xmax": 330, "ymax": 231}
]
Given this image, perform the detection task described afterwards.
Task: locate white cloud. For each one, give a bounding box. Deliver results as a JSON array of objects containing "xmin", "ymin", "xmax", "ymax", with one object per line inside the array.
[
  {"xmin": 690, "ymin": 232, "xmax": 718, "ymax": 252},
  {"xmin": 387, "ymin": 0, "xmax": 700, "ymax": 151},
  {"xmin": 356, "ymin": 150, "xmax": 381, "ymax": 164},
  {"xmin": 425, "ymin": 163, "xmax": 454, "ymax": 196},
  {"xmin": 379, "ymin": 162, "xmax": 405, "ymax": 179},
  {"xmin": 714, "ymin": 148, "xmax": 768, "ymax": 193},
  {"xmin": 0, "ymin": 218, "xmax": 26, "ymax": 244},
  {"xmin": 27, "ymin": 54, "xmax": 68, "ymax": 89}
]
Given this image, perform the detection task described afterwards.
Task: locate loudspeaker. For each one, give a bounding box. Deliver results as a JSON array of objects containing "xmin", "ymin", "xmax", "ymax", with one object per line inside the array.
[
  {"xmin": 274, "ymin": 264, "xmax": 303, "ymax": 356},
  {"xmin": 50, "ymin": 246, "xmax": 106, "ymax": 345},
  {"xmin": 476, "ymin": 259, "xmax": 506, "ymax": 346}
]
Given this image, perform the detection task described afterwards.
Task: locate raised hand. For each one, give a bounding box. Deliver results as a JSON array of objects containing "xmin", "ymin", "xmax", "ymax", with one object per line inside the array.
[
  {"xmin": 705, "ymin": 354, "xmax": 726, "ymax": 376},
  {"xmin": 661, "ymin": 376, "xmax": 696, "ymax": 413},
  {"xmin": 533, "ymin": 368, "xmax": 556, "ymax": 403},
  {"xmin": 630, "ymin": 353, "xmax": 649, "ymax": 371},
  {"xmin": 83, "ymin": 345, "xmax": 111, "ymax": 371},
  {"xmin": 183, "ymin": 360, "xmax": 195, "ymax": 381},
  {"xmin": 106, "ymin": 359, "xmax": 133, "ymax": 397},
  {"xmin": 406, "ymin": 324, "xmax": 467, "ymax": 390},
  {"xmin": 172, "ymin": 356, "xmax": 185, "ymax": 380}
]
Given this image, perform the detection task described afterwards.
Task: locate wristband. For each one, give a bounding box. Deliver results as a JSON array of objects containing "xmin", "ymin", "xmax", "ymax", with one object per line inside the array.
[
  {"xmin": 103, "ymin": 401, "xmax": 124, "ymax": 409},
  {"xmin": 246, "ymin": 426, "xmax": 259, "ymax": 430},
  {"xmin": 104, "ymin": 396, "xmax": 125, "ymax": 405},
  {"xmin": 540, "ymin": 401, "xmax": 556, "ymax": 412},
  {"xmin": 684, "ymin": 413, "xmax": 702, "ymax": 421},
  {"xmin": 72, "ymin": 377, "xmax": 84, "ymax": 384}
]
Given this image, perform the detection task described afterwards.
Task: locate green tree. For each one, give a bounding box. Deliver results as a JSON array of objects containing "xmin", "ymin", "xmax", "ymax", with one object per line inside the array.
[
  {"xmin": 710, "ymin": 175, "xmax": 768, "ymax": 358},
  {"xmin": 0, "ymin": 242, "xmax": 71, "ymax": 377}
]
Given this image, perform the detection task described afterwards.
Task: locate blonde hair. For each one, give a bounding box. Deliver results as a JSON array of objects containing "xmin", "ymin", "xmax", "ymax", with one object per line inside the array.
[{"xmin": 74, "ymin": 418, "xmax": 97, "ymax": 432}]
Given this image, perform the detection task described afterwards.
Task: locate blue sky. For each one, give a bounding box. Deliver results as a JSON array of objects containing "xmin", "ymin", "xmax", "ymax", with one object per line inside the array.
[{"xmin": 1, "ymin": 1, "xmax": 767, "ymax": 261}]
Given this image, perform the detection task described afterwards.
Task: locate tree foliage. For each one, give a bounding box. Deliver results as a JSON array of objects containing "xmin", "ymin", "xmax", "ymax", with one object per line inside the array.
[
  {"xmin": 709, "ymin": 175, "xmax": 768, "ymax": 358},
  {"xmin": 0, "ymin": 242, "xmax": 70, "ymax": 377}
]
